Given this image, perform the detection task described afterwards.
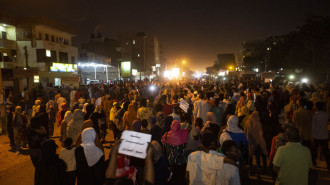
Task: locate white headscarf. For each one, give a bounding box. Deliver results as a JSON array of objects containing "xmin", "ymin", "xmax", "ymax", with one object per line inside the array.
[
  {"xmin": 225, "ymin": 115, "xmax": 244, "ymax": 133},
  {"xmin": 81, "ymin": 128, "xmax": 103, "ymax": 167}
]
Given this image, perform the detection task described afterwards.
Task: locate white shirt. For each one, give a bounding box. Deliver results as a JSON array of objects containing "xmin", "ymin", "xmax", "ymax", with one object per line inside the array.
[
  {"xmin": 187, "ymin": 150, "xmax": 240, "ymax": 185},
  {"xmin": 193, "ymin": 99, "xmax": 210, "ymax": 123},
  {"xmin": 70, "ymin": 90, "xmax": 77, "ymax": 101},
  {"xmin": 60, "ymin": 147, "xmax": 76, "ymax": 171}
]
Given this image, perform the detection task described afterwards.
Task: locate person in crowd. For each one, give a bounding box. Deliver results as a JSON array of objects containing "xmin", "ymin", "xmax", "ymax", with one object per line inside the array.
[
  {"xmin": 161, "ymin": 120, "xmax": 189, "ymax": 185},
  {"xmin": 211, "ymin": 98, "xmax": 224, "ymax": 124},
  {"xmin": 141, "ymin": 119, "xmax": 150, "ymax": 134},
  {"xmin": 34, "ymin": 105, "xmax": 50, "ymax": 137},
  {"xmin": 70, "ymin": 87, "xmax": 77, "ymax": 108},
  {"xmin": 13, "ymin": 106, "xmax": 28, "ymax": 153},
  {"xmin": 193, "ymin": 93, "xmax": 209, "ymax": 123},
  {"xmin": 123, "ymin": 104, "xmax": 137, "ymax": 130},
  {"xmin": 60, "ymin": 137, "xmax": 77, "ymax": 185},
  {"xmin": 311, "ymin": 101, "xmax": 330, "ymax": 169},
  {"xmin": 35, "ymin": 139, "xmax": 68, "ymax": 185},
  {"xmin": 137, "ymin": 98, "xmax": 153, "ymax": 127},
  {"xmin": 150, "ymin": 112, "xmax": 166, "ymax": 142},
  {"xmin": 7, "ymin": 106, "xmax": 15, "ymax": 150},
  {"xmin": 244, "ymin": 111, "xmax": 268, "ymax": 168},
  {"xmin": 220, "ymin": 115, "xmax": 248, "ymax": 152},
  {"xmin": 105, "ymin": 140, "xmax": 155, "ymax": 185},
  {"xmin": 186, "ymin": 131, "xmax": 240, "ymax": 185},
  {"xmin": 116, "ymin": 101, "xmax": 130, "ymax": 132},
  {"xmin": 27, "ymin": 117, "xmax": 48, "ymax": 167},
  {"xmin": 32, "ymin": 100, "xmax": 41, "ymax": 117},
  {"xmin": 57, "ymin": 103, "xmax": 68, "ymax": 127},
  {"xmin": 61, "ymin": 111, "xmax": 73, "ymax": 142},
  {"xmin": 46, "ymin": 100, "xmax": 56, "ymax": 137},
  {"xmin": 169, "ymin": 104, "xmax": 181, "ymax": 122},
  {"xmin": 67, "ymin": 109, "xmax": 85, "ymax": 142},
  {"xmin": 84, "ymin": 103, "xmax": 94, "ymax": 121},
  {"xmin": 75, "ymin": 128, "xmax": 105, "ymax": 185},
  {"xmin": 273, "ymin": 127, "xmax": 312, "ymax": 185},
  {"xmin": 201, "ymin": 112, "xmax": 220, "ymax": 137},
  {"xmin": 152, "ymin": 140, "xmax": 172, "ymax": 185},
  {"xmin": 57, "ymin": 94, "xmax": 67, "ymax": 110},
  {"xmin": 292, "ymin": 98, "xmax": 313, "ymax": 148}
]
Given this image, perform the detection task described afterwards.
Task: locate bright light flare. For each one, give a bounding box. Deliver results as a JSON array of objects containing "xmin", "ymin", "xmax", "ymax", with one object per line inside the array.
[
  {"xmin": 149, "ymin": 85, "xmax": 156, "ymax": 91},
  {"xmin": 289, "ymin": 75, "xmax": 295, "ymax": 80},
  {"xmin": 172, "ymin": 68, "xmax": 180, "ymax": 78},
  {"xmin": 301, "ymin": 78, "xmax": 309, "ymax": 83}
]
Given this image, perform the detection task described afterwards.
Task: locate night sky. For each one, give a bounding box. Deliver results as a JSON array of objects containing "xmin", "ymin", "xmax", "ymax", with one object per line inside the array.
[{"xmin": 1, "ymin": 0, "xmax": 330, "ymax": 71}]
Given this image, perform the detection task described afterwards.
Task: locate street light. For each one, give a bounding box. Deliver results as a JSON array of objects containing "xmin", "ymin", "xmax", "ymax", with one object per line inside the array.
[
  {"xmin": 289, "ymin": 75, "xmax": 295, "ymax": 80},
  {"xmin": 229, "ymin": 66, "xmax": 233, "ymax": 70}
]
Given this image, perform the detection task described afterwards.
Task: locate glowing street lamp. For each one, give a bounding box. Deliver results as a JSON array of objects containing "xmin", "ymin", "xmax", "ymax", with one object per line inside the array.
[{"xmin": 289, "ymin": 75, "xmax": 295, "ymax": 80}]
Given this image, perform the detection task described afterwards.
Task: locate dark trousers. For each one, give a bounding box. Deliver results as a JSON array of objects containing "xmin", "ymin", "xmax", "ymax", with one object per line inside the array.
[
  {"xmin": 249, "ymin": 146, "xmax": 267, "ymax": 168},
  {"xmin": 7, "ymin": 128, "xmax": 15, "ymax": 147},
  {"xmin": 67, "ymin": 171, "xmax": 76, "ymax": 185},
  {"xmin": 312, "ymin": 138, "xmax": 330, "ymax": 169}
]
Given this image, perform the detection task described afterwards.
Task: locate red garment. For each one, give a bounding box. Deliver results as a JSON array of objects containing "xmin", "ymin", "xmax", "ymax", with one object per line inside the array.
[
  {"xmin": 75, "ymin": 91, "xmax": 82, "ymax": 101},
  {"xmin": 161, "ymin": 120, "xmax": 189, "ymax": 146},
  {"xmin": 116, "ymin": 155, "xmax": 137, "ymax": 183},
  {"xmin": 162, "ymin": 104, "xmax": 173, "ymax": 116},
  {"xmin": 268, "ymin": 136, "xmax": 277, "ymax": 163},
  {"xmin": 56, "ymin": 103, "xmax": 67, "ymax": 126}
]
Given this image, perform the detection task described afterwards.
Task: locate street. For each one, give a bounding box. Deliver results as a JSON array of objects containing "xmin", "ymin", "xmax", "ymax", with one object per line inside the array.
[{"xmin": 0, "ymin": 126, "xmax": 329, "ymax": 185}]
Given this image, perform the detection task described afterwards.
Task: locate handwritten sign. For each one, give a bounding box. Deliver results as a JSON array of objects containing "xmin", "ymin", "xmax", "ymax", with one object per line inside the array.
[
  {"xmin": 118, "ymin": 130, "xmax": 151, "ymax": 159},
  {"xmin": 179, "ymin": 98, "xmax": 189, "ymax": 113}
]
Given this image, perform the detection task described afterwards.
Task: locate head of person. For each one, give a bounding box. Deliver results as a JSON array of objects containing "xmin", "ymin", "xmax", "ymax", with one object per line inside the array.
[
  {"xmin": 315, "ymin": 101, "xmax": 325, "ymax": 112},
  {"xmin": 82, "ymin": 128, "xmax": 96, "ymax": 145},
  {"xmin": 123, "ymin": 101, "xmax": 130, "ymax": 111},
  {"xmin": 201, "ymin": 130, "xmax": 217, "ymax": 150},
  {"xmin": 73, "ymin": 109, "xmax": 84, "ymax": 121},
  {"xmin": 285, "ymin": 126, "xmax": 300, "ymax": 142},
  {"xmin": 141, "ymin": 119, "xmax": 148, "ymax": 129},
  {"xmin": 35, "ymin": 100, "xmax": 41, "ymax": 105},
  {"xmin": 41, "ymin": 139, "xmax": 58, "ymax": 162},
  {"xmin": 222, "ymin": 140, "xmax": 239, "ymax": 161},
  {"xmin": 298, "ymin": 98, "xmax": 307, "ymax": 108},
  {"xmin": 132, "ymin": 120, "xmax": 142, "ymax": 132},
  {"xmin": 206, "ymin": 112, "xmax": 217, "ymax": 123},
  {"xmin": 71, "ymin": 102, "xmax": 80, "ymax": 112},
  {"xmin": 140, "ymin": 98, "xmax": 147, "ymax": 107},
  {"xmin": 199, "ymin": 93, "xmax": 205, "ymax": 100},
  {"xmin": 86, "ymin": 103, "xmax": 94, "ymax": 114},
  {"xmin": 63, "ymin": 137, "xmax": 73, "ymax": 150},
  {"xmin": 164, "ymin": 116, "xmax": 173, "ymax": 132},
  {"xmin": 15, "ymin": 106, "xmax": 22, "ymax": 115},
  {"xmin": 61, "ymin": 103, "xmax": 68, "ymax": 111}
]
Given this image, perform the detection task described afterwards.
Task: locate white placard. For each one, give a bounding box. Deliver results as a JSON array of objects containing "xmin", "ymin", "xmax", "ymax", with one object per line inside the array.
[
  {"xmin": 180, "ymin": 98, "xmax": 189, "ymax": 113},
  {"xmin": 118, "ymin": 130, "xmax": 152, "ymax": 159}
]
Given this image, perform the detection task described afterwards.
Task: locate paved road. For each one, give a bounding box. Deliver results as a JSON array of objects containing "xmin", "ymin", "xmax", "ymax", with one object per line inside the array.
[{"xmin": 0, "ymin": 127, "xmax": 329, "ymax": 185}]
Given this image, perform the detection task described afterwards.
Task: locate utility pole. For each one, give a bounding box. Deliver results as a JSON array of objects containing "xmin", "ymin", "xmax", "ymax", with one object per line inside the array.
[{"xmin": 24, "ymin": 46, "xmax": 29, "ymax": 88}]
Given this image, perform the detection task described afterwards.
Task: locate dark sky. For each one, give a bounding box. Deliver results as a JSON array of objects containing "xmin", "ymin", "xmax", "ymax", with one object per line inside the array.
[{"xmin": 2, "ymin": 0, "xmax": 330, "ymax": 71}]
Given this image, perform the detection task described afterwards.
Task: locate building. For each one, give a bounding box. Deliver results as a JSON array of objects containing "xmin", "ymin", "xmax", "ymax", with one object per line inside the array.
[
  {"xmin": 216, "ymin": 53, "xmax": 236, "ymax": 69},
  {"xmin": 240, "ymin": 40, "xmax": 266, "ymax": 71},
  {"xmin": 0, "ymin": 14, "xmax": 79, "ymax": 91},
  {"xmin": 79, "ymin": 33, "xmax": 121, "ymax": 83},
  {"xmin": 118, "ymin": 32, "xmax": 161, "ymax": 80}
]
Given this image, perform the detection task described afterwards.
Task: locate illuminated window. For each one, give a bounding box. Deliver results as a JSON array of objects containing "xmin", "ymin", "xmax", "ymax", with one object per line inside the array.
[
  {"xmin": 46, "ymin": 50, "xmax": 51, "ymax": 57},
  {"xmin": 138, "ymin": 54, "xmax": 140, "ymax": 57},
  {"xmin": 133, "ymin": 40, "xmax": 135, "ymax": 44},
  {"xmin": 3, "ymin": 53, "xmax": 7, "ymax": 56},
  {"xmin": 34, "ymin": 76, "xmax": 39, "ymax": 83}
]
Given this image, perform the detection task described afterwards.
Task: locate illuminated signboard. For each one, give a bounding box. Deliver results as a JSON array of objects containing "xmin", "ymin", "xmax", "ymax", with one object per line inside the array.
[
  {"xmin": 50, "ymin": 63, "xmax": 78, "ymax": 72},
  {"xmin": 132, "ymin": 69, "xmax": 138, "ymax": 76},
  {"xmin": 121, "ymin": 61, "xmax": 131, "ymax": 77}
]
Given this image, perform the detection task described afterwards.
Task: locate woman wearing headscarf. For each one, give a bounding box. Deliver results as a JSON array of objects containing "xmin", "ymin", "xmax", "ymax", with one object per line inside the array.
[
  {"xmin": 60, "ymin": 111, "xmax": 73, "ymax": 142},
  {"xmin": 201, "ymin": 112, "xmax": 220, "ymax": 138},
  {"xmin": 27, "ymin": 117, "xmax": 48, "ymax": 167},
  {"xmin": 35, "ymin": 140, "xmax": 68, "ymax": 185},
  {"xmin": 57, "ymin": 103, "xmax": 68, "ymax": 127},
  {"xmin": 67, "ymin": 109, "xmax": 84, "ymax": 142},
  {"xmin": 152, "ymin": 141, "xmax": 172, "ymax": 185},
  {"xmin": 32, "ymin": 100, "xmax": 42, "ymax": 117},
  {"xmin": 46, "ymin": 100, "xmax": 56, "ymax": 137},
  {"xmin": 35, "ymin": 105, "xmax": 50, "ymax": 137},
  {"xmin": 74, "ymin": 120, "xmax": 104, "ymax": 151},
  {"xmin": 13, "ymin": 106, "xmax": 27, "ymax": 153},
  {"xmin": 123, "ymin": 104, "xmax": 137, "ymax": 130},
  {"xmin": 150, "ymin": 112, "xmax": 166, "ymax": 142},
  {"xmin": 89, "ymin": 105, "xmax": 102, "ymax": 136},
  {"xmin": 82, "ymin": 103, "xmax": 89, "ymax": 114},
  {"xmin": 244, "ymin": 111, "xmax": 268, "ymax": 168},
  {"xmin": 75, "ymin": 128, "xmax": 105, "ymax": 185},
  {"xmin": 84, "ymin": 104, "xmax": 94, "ymax": 121},
  {"xmin": 219, "ymin": 115, "xmax": 248, "ymax": 150},
  {"xmin": 161, "ymin": 120, "xmax": 189, "ymax": 185}
]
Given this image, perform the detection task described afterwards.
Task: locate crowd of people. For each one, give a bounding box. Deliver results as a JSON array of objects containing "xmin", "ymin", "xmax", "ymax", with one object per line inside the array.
[{"xmin": 4, "ymin": 78, "xmax": 330, "ymax": 185}]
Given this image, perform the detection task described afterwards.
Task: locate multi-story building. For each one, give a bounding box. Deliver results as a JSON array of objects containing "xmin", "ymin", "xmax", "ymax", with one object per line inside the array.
[
  {"xmin": 118, "ymin": 32, "xmax": 161, "ymax": 79},
  {"xmin": 216, "ymin": 53, "xmax": 236, "ymax": 69},
  {"xmin": 0, "ymin": 14, "xmax": 79, "ymax": 91}
]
